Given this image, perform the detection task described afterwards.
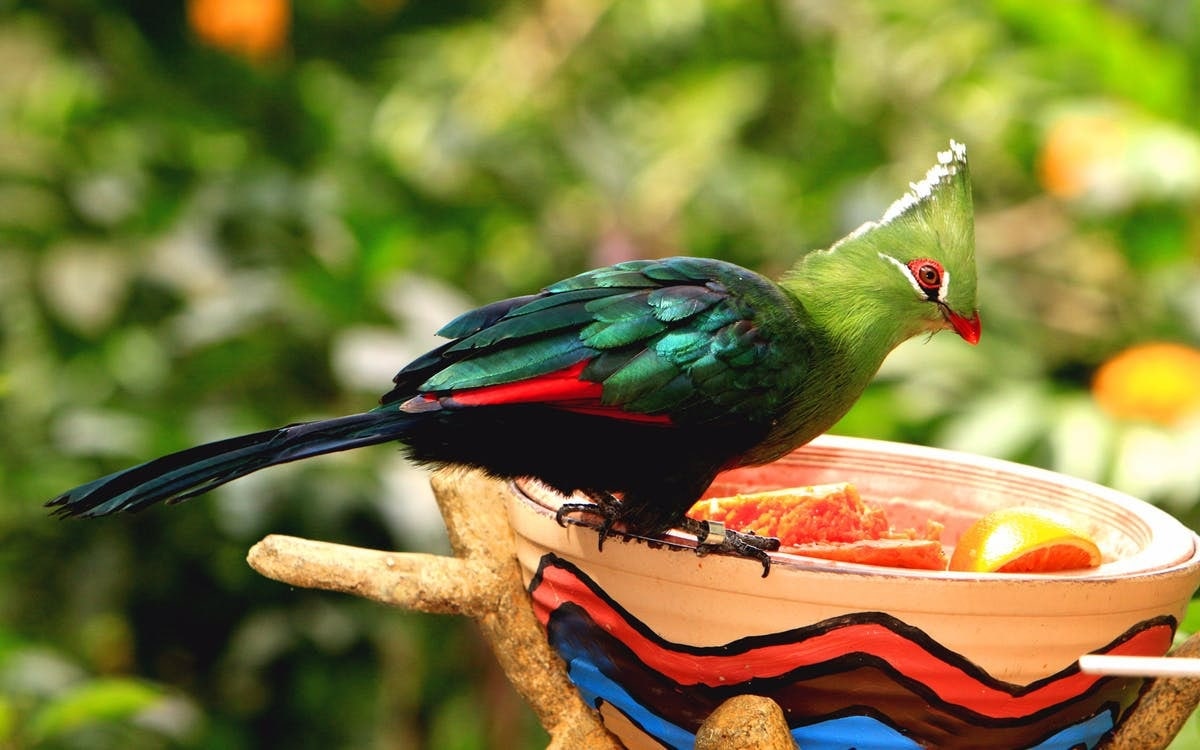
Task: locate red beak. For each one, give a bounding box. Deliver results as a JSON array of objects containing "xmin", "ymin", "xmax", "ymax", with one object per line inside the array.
[{"xmin": 941, "ymin": 306, "xmax": 981, "ymax": 345}]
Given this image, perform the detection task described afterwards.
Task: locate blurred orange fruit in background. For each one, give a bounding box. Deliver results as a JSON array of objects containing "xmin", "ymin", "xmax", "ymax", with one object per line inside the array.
[
  {"xmin": 188, "ymin": 0, "xmax": 289, "ymax": 61},
  {"xmin": 1092, "ymin": 342, "xmax": 1200, "ymax": 426}
]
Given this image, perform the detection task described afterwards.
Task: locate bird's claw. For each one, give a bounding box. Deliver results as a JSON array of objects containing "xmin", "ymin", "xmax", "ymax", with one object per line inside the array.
[
  {"xmin": 554, "ymin": 491, "xmax": 622, "ymax": 551},
  {"xmin": 679, "ymin": 517, "xmax": 779, "ymax": 577}
]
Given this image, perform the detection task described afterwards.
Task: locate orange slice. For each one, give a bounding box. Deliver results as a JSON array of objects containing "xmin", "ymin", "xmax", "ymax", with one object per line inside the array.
[{"xmin": 948, "ymin": 507, "xmax": 1102, "ymax": 573}]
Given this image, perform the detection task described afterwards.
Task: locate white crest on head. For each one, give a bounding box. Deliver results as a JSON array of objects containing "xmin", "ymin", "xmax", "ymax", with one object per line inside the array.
[
  {"xmin": 835, "ymin": 141, "xmax": 968, "ymax": 247},
  {"xmin": 878, "ymin": 140, "xmax": 968, "ymax": 225}
]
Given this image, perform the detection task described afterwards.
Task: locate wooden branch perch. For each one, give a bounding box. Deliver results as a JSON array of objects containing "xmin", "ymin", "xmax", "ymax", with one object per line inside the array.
[
  {"xmin": 246, "ymin": 468, "xmax": 620, "ymax": 750},
  {"xmin": 247, "ymin": 536, "xmax": 492, "ymax": 614},
  {"xmin": 1106, "ymin": 632, "xmax": 1200, "ymax": 750}
]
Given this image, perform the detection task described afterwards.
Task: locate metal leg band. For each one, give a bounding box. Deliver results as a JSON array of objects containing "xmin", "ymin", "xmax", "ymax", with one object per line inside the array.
[{"xmin": 701, "ymin": 521, "xmax": 726, "ymax": 546}]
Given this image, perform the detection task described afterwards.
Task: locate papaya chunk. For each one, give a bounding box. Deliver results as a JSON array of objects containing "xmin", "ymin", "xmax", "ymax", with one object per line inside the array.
[{"xmin": 689, "ymin": 483, "xmax": 947, "ymax": 570}]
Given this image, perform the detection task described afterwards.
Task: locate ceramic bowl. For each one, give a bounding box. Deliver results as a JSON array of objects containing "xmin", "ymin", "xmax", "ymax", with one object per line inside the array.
[{"xmin": 506, "ymin": 435, "xmax": 1200, "ymax": 750}]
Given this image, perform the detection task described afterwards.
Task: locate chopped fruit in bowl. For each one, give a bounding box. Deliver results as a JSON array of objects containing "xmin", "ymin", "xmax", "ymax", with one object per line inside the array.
[
  {"xmin": 688, "ymin": 483, "xmax": 947, "ymax": 570},
  {"xmin": 690, "ymin": 485, "xmax": 1105, "ymax": 574}
]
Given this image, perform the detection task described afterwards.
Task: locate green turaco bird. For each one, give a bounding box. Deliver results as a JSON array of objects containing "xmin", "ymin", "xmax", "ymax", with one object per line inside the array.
[{"xmin": 48, "ymin": 141, "xmax": 980, "ymax": 576}]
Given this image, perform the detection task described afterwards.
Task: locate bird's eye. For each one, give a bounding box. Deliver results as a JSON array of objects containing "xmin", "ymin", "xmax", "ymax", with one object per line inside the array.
[{"xmin": 907, "ymin": 259, "xmax": 943, "ymax": 292}]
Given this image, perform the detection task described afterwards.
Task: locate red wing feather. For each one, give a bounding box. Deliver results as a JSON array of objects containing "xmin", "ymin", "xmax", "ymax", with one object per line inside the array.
[{"xmin": 429, "ymin": 361, "xmax": 672, "ymax": 424}]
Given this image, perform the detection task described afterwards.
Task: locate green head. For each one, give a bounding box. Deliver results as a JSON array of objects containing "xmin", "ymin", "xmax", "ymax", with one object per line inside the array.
[{"xmin": 786, "ymin": 141, "xmax": 981, "ymax": 354}]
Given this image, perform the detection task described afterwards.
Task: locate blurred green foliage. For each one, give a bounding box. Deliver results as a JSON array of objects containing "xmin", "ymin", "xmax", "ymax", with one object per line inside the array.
[{"xmin": 3, "ymin": 0, "xmax": 1200, "ymax": 747}]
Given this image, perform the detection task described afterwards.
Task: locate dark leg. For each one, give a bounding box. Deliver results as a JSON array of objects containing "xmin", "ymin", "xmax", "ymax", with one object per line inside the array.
[
  {"xmin": 554, "ymin": 486, "xmax": 781, "ymax": 576},
  {"xmin": 677, "ymin": 517, "xmax": 780, "ymax": 577}
]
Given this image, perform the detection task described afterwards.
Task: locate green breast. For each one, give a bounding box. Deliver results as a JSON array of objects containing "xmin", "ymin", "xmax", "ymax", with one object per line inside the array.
[{"xmin": 732, "ymin": 334, "xmax": 879, "ymax": 467}]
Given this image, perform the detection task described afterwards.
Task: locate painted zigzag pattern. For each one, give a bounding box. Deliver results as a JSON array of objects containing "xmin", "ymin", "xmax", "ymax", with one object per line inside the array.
[{"xmin": 528, "ymin": 555, "xmax": 1174, "ymax": 750}]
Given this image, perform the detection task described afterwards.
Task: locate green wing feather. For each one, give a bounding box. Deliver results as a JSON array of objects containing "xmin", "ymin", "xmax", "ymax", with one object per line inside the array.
[{"xmin": 397, "ymin": 257, "xmax": 811, "ymax": 425}]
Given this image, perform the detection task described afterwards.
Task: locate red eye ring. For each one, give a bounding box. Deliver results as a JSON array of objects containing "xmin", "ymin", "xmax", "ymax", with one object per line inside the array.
[{"xmin": 906, "ymin": 258, "xmax": 943, "ymax": 292}]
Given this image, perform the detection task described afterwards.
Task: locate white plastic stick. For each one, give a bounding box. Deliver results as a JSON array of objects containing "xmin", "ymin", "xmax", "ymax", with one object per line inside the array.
[{"xmin": 1078, "ymin": 654, "xmax": 1200, "ymax": 678}]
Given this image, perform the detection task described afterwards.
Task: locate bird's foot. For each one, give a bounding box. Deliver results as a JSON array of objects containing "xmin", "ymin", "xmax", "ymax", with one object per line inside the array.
[
  {"xmin": 678, "ymin": 517, "xmax": 780, "ymax": 578},
  {"xmin": 554, "ymin": 490, "xmax": 622, "ymax": 551},
  {"xmin": 554, "ymin": 492, "xmax": 780, "ymax": 576}
]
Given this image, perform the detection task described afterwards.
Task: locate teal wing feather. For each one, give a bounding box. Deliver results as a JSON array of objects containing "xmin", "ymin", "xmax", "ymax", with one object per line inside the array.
[{"xmin": 387, "ymin": 258, "xmax": 812, "ymax": 425}]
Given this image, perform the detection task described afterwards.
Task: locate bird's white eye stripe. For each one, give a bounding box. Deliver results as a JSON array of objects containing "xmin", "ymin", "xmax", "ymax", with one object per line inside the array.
[{"xmin": 880, "ymin": 253, "xmax": 922, "ymax": 296}]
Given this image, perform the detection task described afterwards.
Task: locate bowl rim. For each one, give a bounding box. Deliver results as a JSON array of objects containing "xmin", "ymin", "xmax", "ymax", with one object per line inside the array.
[{"xmin": 513, "ymin": 435, "xmax": 1200, "ymax": 584}]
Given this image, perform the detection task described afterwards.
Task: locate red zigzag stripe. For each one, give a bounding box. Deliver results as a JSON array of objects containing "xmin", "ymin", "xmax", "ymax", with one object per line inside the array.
[{"xmin": 530, "ymin": 559, "xmax": 1173, "ymax": 720}]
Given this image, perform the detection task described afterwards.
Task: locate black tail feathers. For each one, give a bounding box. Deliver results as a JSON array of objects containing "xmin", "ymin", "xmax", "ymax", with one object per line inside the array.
[{"xmin": 47, "ymin": 411, "xmax": 416, "ymax": 518}]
